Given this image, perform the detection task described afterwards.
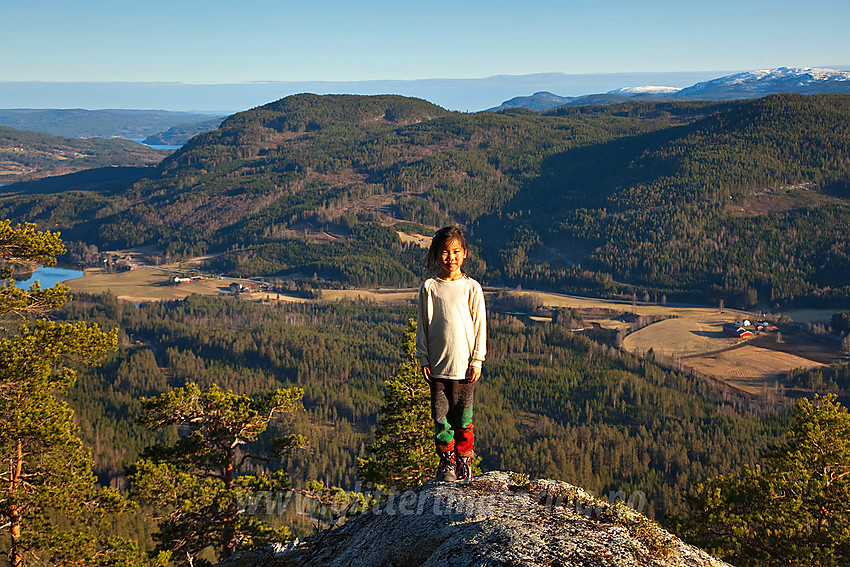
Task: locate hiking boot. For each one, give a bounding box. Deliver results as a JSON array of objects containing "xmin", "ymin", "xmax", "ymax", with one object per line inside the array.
[
  {"xmin": 435, "ymin": 450, "xmax": 456, "ymax": 482},
  {"xmin": 455, "ymin": 454, "xmax": 473, "ymax": 481}
]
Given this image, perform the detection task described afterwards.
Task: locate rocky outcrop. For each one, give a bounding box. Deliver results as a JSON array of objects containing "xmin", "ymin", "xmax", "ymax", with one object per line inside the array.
[{"xmin": 221, "ymin": 471, "xmax": 729, "ymax": 567}]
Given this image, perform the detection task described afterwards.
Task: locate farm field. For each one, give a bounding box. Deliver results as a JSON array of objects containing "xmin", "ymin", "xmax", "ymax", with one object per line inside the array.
[
  {"xmin": 395, "ymin": 230, "xmax": 431, "ymax": 248},
  {"xmin": 65, "ymin": 267, "xmax": 246, "ymax": 303},
  {"xmin": 684, "ymin": 345, "xmax": 824, "ymax": 396},
  {"xmin": 321, "ymin": 288, "xmax": 417, "ymax": 303},
  {"xmin": 530, "ymin": 293, "xmax": 838, "ymax": 398},
  {"xmin": 622, "ymin": 315, "xmax": 834, "ymax": 397},
  {"xmin": 622, "ymin": 314, "xmax": 736, "ymax": 359}
]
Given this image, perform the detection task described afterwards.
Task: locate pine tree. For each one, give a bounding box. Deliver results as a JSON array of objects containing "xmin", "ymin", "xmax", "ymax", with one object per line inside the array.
[
  {"xmin": 0, "ymin": 221, "xmax": 142, "ymax": 567},
  {"xmin": 674, "ymin": 394, "xmax": 850, "ymax": 566},
  {"xmin": 0, "ymin": 220, "xmax": 68, "ymax": 318},
  {"xmin": 128, "ymin": 382, "xmax": 306, "ymax": 566},
  {"xmin": 357, "ymin": 319, "xmax": 438, "ymax": 490}
]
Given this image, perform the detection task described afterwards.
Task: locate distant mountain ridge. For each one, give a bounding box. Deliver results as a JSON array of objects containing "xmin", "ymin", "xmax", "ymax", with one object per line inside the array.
[
  {"xmin": 0, "ymin": 109, "xmax": 221, "ymax": 140},
  {"xmin": 677, "ymin": 67, "xmax": 850, "ymax": 98},
  {"xmin": 491, "ymin": 67, "xmax": 850, "ymax": 111}
]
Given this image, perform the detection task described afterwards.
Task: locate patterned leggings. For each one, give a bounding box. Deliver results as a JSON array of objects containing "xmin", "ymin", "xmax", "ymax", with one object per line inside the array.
[{"xmin": 430, "ymin": 378, "xmax": 475, "ymax": 457}]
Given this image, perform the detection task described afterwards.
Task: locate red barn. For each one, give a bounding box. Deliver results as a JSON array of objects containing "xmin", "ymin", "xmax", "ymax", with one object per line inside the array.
[{"xmin": 722, "ymin": 323, "xmax": 752, "ymax": 338}]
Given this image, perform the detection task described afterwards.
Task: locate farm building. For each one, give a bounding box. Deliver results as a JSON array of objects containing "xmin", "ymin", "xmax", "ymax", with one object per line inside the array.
[{"xmin": 722, "ymin": 323, "xmax": 753, "ymax": 338}]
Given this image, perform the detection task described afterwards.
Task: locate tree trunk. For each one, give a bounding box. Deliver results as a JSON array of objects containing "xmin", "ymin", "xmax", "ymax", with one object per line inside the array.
[
  {"xmin": 221, "ymin": 450, "xmax": 236, "ymax": 560},
  {"xmin": 10, "ymin": 438, "xmax": 24, "ymax": 567}
]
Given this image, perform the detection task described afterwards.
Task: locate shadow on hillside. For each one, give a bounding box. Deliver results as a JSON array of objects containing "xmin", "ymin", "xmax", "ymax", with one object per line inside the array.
[
  {"xmin": 0, "ymin": 166, "xmax": 155, "ymax": 196},
  {"xmin": 691, "ymin": 330, "xmax": 727, "ymax": 339}
]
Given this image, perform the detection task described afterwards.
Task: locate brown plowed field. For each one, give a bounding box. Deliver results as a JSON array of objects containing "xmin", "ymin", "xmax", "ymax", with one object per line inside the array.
[{"xmin": 622, "ymin": 316, "xmax": 834, "ymax": 397}]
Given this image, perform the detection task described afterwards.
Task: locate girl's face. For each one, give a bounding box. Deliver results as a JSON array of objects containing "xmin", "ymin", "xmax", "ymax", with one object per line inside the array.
[{"xmin": 438, "ymin": 238, "xmax": 466, "ymax": 280}]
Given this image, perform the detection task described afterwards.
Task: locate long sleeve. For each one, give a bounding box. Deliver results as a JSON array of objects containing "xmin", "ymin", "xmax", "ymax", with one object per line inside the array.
[
  {"xmin": 415, "ymin": 282, "xmax": 430, "ymax": 367},
  {"xmin": 469, "ymin": 281, "xmax": 487, "ymax": 368},
  {"xmin": 417, "ymin": 276, "xmax": 486, "ymax": 379}
]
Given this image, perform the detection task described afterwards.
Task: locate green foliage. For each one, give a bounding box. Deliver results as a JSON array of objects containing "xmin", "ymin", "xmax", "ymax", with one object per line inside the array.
[
  {"xmin": 129, "ymin": 382, "xmax": 305, "ymax": 566},
  {"xmin": 298, "ymin": 479, "xmax": 376, "ymax": 529},
  {"xmin": 0, "ymin": 321, "xmax": 127, "ymax": 567},
  {"xmin": 0, "ymin": 220, "xmax": 137, "ymax": 567},
  {"xmin": 832, "ymin": 311, "xmax": 850, "ymax": 335},
  {"xmin": 0, "ymin": 220, "xmax": 68, "ymax": 318},
  {"xmin": 478, "ymin": 313, "xmax": 783, "ymax": 519},
  {"xmin": 787, "ymin": 362, "xmax": 850, "ymax": 394},
  {"xmin": 8, "ymin": 93, "xmax": 848, "ymax": 305},
  {"xmin": 519, "ymin": 94, "xmax": 850, "ymax": 305},
  {"xmin": 55, "ymin": 293, "xmax": 783, "ymax": 526},
  {"xmin": 209, "ymin": 231, "xmax": 421, "ymax": 286},
  {"xmin": 357, "ymin": 319, "xmax": 438, "ymax": 490},
  {"xmin": 674, "ymin": 394, "xmax": 850, "ymax": 566}
]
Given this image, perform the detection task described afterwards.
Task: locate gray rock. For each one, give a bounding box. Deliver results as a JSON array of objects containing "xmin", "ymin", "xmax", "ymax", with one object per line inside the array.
[{"xmin": 220, "ymin": 471, "xmax": 730, "ymax": 567}]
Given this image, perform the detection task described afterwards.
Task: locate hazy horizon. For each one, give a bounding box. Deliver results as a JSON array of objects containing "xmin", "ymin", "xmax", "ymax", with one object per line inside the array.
[{"xmin": 6, "ymin": 68, "xmax": 847, "ymax": 113}]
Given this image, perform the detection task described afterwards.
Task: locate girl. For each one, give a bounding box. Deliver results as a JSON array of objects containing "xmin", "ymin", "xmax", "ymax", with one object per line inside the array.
[{"xmin": 415, "ymin": 226, "xmax": 486, "ymax": 482}]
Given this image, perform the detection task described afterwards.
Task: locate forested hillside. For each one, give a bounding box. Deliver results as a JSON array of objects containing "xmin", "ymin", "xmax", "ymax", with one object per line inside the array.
[
  {"xmin": 141, "ymin": 117, "xmax": 226, "ymax": 146},
  {"xmin": 504, "ymin": 95, "xmax": 850, "ymax": 306},
  {"xmin": 0, "ymin": 126, "xmax": 166, "ymax": 183},
  {"xmin": 4, "ymin": 93, "xmax": 850, "ymax": 306},
  {"xmin": 56, "ymin": 293, "xmax": 784, "ymax": 522}
]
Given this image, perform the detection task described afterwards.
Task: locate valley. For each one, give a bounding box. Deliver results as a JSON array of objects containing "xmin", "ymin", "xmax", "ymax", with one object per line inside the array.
[
  {"xmin": 5, "ymin": 93, "xmax": 850, "ymax": 309},
  {"xmin": 60, "ymin": 246, "xmax": 843, "ymax": 403}
]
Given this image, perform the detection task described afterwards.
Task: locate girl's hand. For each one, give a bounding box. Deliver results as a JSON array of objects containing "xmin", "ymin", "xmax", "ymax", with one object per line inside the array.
[
  {"xmin": 422, "ymin": 365, "xmax": 432, "ymax": 384},
  {"xmin": 466, "ymin": 365, "xmax": 481, "ymax": 383}
]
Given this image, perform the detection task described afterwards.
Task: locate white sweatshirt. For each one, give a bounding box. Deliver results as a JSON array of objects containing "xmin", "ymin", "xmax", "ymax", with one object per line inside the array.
[{"xmin": 415, "ymin": 275, "xmax": 487, "ymax": 380}]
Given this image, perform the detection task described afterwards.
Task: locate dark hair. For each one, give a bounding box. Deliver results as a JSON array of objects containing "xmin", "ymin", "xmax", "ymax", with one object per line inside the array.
[{"xmin": 427, "ymin": 226, "xmax": 468, "ymax": 273}]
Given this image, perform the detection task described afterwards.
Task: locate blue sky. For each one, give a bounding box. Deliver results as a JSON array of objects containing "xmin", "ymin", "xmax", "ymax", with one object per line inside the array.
[{"xmin": 3, "ymin": 0, "xmax": 848, "ymax": 83}]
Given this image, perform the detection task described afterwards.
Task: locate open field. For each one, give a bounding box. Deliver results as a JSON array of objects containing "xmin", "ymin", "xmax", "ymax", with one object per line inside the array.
[
  {"xmin": 395, "ymin": 230, "xmax": 431, "ymax": 248},
  {"xmin": 623, "ymin": 315, "xmax": 737, "ymax": 359},
  {"xmin": 64, "ymin": 268, "xmax": 240, "ymax": 302},
  {"xmin": 534, "ymin": 293, "xmax": 838, "ymax": 398},
  {"xmin": 532, "ymin": 292, "xmax": 726, "ymax": 330},
  {"xmin": 321, "ymin": 288, "xmax": 417, "ymax": 303},
  {"xmin": 64, "ymin": 268, "xmax": 233, "ymax": 302},
  {"xmin": 621, "ymin": 313, "xmax": 837, "ymax": 397},
  {"xmin": 684, "ymin": 345, "xmax": 825, "ymax": 395}
]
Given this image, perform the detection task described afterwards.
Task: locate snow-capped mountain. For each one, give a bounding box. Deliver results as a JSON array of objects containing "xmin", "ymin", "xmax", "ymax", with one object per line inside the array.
[
  {"xmin": 677, "ymin": 67, "xmax": 850, "ymax": 98},
  {"xmin": 608, "ymin": 86, "xmax": 682, "ymax": 95},
  {"xmin": 490, "ymin": 67, "xmax": 850, "ymax": 112}
]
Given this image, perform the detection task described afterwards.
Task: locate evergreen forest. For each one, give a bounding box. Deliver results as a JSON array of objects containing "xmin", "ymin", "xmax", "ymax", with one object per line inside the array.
[
  {"xmin": 0, "ymin": 126, "xmax": 166, "ymax": 183},
  {"xmin": 53, "ymin": 293, "xmax": 786, "ymax": 527}
]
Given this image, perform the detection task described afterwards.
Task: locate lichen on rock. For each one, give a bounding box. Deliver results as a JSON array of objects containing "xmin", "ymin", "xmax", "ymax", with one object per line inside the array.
[{"xmin": 219, "ymin": 471, "xmax": 730, "ymax": 567}]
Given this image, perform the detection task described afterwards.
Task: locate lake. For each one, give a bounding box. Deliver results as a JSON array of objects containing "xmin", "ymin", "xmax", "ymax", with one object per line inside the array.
[
  {"xmin": 14, "ymin": 266, "xmax": 84, "ymax": 289},
  {"xmin": 127, "ymin": 138, "xmax": 183, "ymax": 151}
]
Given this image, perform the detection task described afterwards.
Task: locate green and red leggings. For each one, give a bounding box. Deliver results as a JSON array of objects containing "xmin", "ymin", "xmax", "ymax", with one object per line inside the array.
[{"xmin": 430, "ymin": 378, "xmax": 475, "ymax": 457}]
